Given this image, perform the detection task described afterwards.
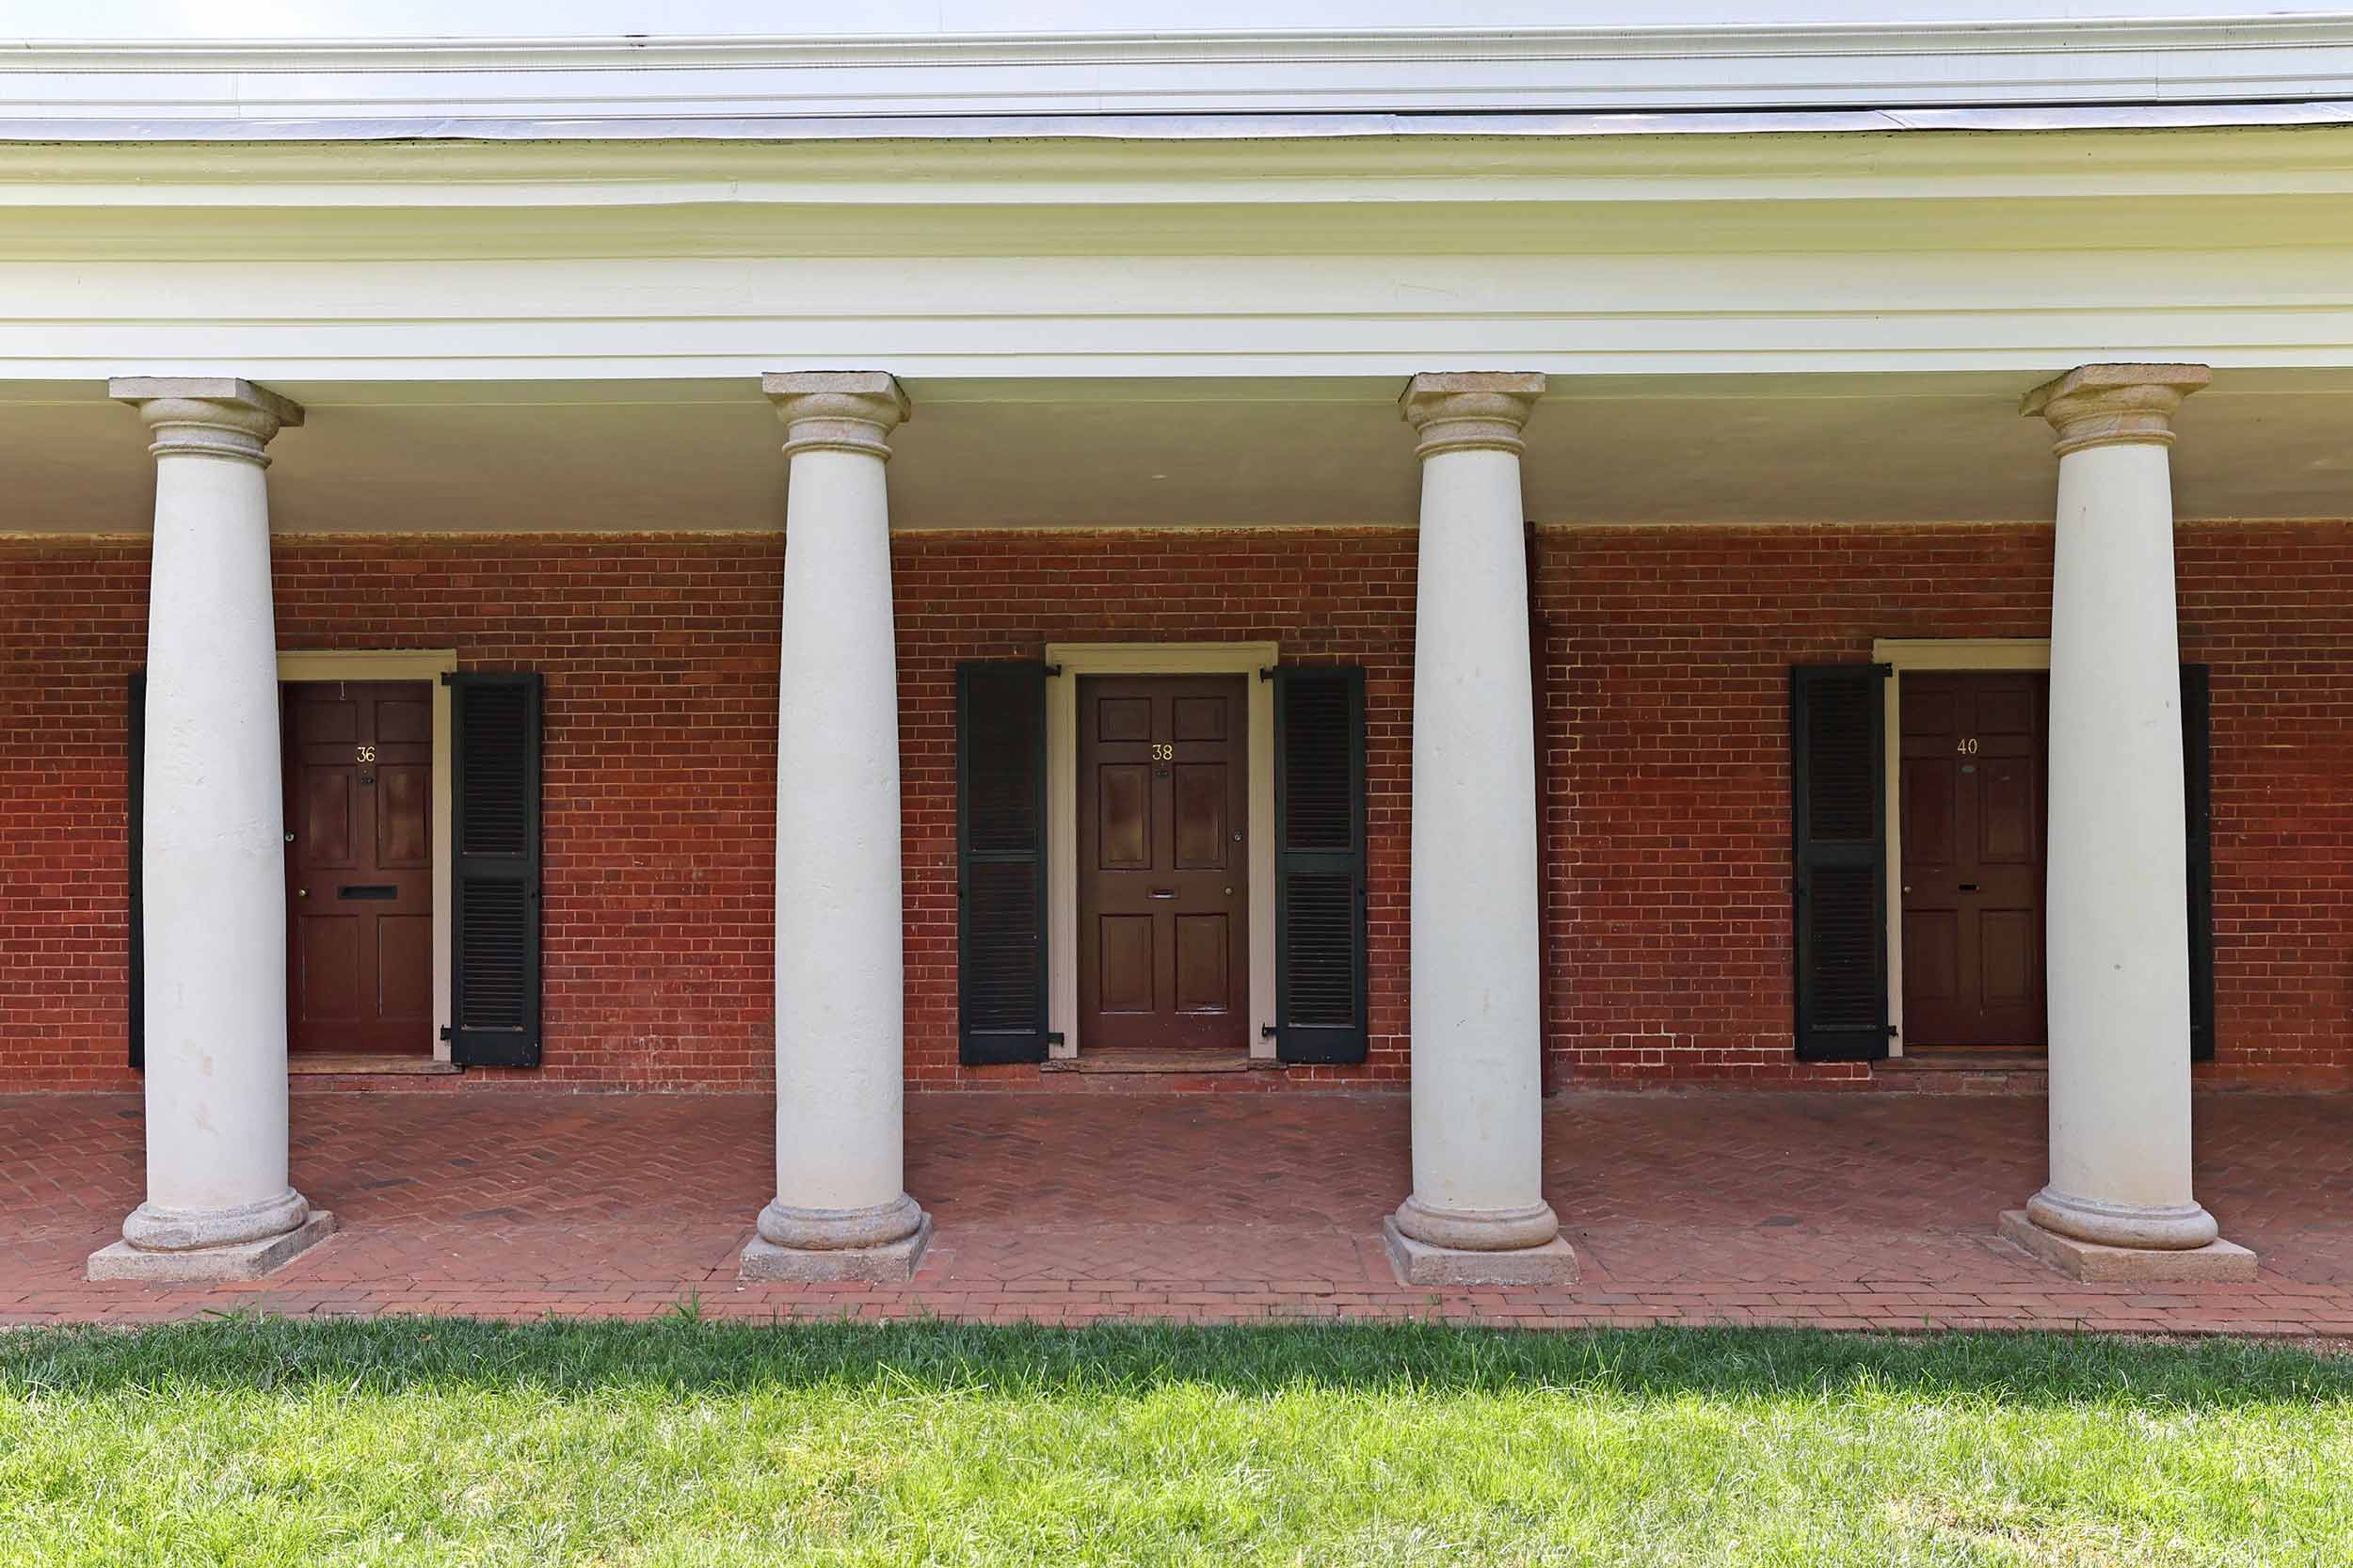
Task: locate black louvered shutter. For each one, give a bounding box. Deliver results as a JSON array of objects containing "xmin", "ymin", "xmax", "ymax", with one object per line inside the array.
[
  {"xmin": 126, "ymin": 671, "xmax": 146, "ymax": 1071},
  {"xmin": 957, "ymin": 662, "xmax": 1049, "ymax": 1064},
  {"xmin": 1273, "ymin": 665, "xmax": 1368, "ymax": 1064},
  {"xmin": 2183, "ymin": 663, "xmax": 2217, "ymax": 1062},
  {"xmin": 448, "ymin": 672, "xmax": 542, "ymax": 1067},
  {"xmin": 1792, "ymin": 664, "xmax": 1890, "ymax": 1062}
]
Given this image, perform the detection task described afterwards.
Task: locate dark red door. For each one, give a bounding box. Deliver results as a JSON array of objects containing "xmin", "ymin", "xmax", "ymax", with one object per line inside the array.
[
  {"xmin": 1899, "ymin": 672, "xmax": 2048, "ymax": 1048},
  {"xmin": 283, "ymin": 681, "xmax": 435, "ymax": 1056},
  {"xmin": 1078, "ymin": 675, "xmax": 1249, "ymax": 1050}
]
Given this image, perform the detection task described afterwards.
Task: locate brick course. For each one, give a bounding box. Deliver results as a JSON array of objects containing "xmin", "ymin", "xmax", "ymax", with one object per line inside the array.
[{"xmin": 1, "ymin": 520, "xmax": 2345, "ymax": 1093}]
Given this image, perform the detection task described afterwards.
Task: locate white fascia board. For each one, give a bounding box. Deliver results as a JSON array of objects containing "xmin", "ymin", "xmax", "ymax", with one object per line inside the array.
[
  {"xmin": 9, "ymin": 18, "xmax": 2353, "ymax": 120},
  {"xmin": 6, "ymin": 121, "xmax": 2353, "ymax": 381}
]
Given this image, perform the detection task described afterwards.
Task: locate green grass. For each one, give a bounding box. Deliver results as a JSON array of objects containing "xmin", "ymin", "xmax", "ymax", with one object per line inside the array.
[{"xmin": 4, "ymin": 1316, "xmax": 2351, "ymax": 1567}]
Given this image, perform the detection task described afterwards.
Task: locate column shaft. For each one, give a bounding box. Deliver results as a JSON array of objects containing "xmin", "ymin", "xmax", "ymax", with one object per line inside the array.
[
  {"xmin": 746, "ymin": 372, "xmax": 930, "ymax": 1282},
  {"xmin": 1386, "ymin": 373, "xmax": 1575, "ymax": 1286},
  {"xmin": 2002, "ymin": 362, "xmax": 2251, "ymax": 1281},
  {"xmin": 90, "ymin": 378, "xmax": 331, "ymax": 1283}
]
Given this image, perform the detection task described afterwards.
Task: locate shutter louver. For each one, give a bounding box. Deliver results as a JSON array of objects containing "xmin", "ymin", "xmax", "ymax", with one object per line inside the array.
[
  {"xmin": 1274, "ymin": 665, "xmax": 1368, "ymax": 1064},
  {"xmin": 1792, "ymin": 664, "xmax": 1890, "ymax": 1062},
  {"xmin": 2183, "ymin": 663, "xmax": 2217, "ymax": 1062},
  {"xmin": 449, "ymin": 671, "xmax": 542, "ymax": 1066},
  {"xmin": 957, "ymin": 662, "xmax": 1049, "ymax": 1064}
]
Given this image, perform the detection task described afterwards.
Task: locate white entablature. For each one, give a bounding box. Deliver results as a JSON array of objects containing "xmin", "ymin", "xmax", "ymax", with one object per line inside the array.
[{"xmin": 6, "ymin": 124, "xmax": 2353, "ymax": 382}]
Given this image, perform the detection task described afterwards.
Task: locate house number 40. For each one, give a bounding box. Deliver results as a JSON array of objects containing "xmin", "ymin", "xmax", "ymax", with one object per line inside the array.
[{"xmin": 1954, "ymin": 737, "xmax": 1979, "ymax": 756}]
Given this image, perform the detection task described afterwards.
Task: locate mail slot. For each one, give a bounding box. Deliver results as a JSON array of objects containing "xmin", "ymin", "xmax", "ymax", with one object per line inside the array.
[{"xmin": 338, "ymin": 884, "xmax": 398, "ymax": 901}]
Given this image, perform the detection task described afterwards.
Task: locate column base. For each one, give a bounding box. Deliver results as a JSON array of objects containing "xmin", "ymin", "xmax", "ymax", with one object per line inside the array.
[
  {"xmin": 1998, "ymin": 1209, "xmax": 2256, "ymax": 1283},
  {"xmin": 1383, "ymin": 1215, "xmax": 1579, "ymax": 1287},
  {"xmin": 741, "ymin": 1213, "xmax": 932, "ymax": 1283},
  {"xmin": 87, "ymin": 1209, "xmax": 336, "ymax": 1283}
]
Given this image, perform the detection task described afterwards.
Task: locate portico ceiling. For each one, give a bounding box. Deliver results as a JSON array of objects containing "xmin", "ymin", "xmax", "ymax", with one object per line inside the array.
[{"xmin": 4, "ymin": 369, "xmax": 2350, "ymax": 536}]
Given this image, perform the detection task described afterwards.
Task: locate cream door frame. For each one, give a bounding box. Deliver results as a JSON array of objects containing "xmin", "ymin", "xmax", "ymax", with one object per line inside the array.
[
  {"xmin": 1870, "ymin": 637, "xmax": 2051, "ymax": 1059},
  {"xmin": 276, "ymin": 648, "xmax": 460, "ymax": 1064},
  {"xmin": 1045, "ymin": 641, "xmax": 1279, "ymax": 1061}
]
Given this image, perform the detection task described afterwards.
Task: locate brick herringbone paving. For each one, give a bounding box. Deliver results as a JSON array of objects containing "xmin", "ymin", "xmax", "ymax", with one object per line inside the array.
[{"xmin": 7, "ymin": 1091, "xmax": 2353, "ymax": 1334}]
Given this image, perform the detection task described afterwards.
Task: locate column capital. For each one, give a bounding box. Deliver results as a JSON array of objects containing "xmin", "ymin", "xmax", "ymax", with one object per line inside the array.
[
  {"xmin": 1401, "ymin": 372, "xmax": 1546, "ymax": 459},
  {"xmin": 2021, "ymin": 363, "xmax": 2210, "ymax": 458},
  {"xmin": 763, "ymin": 371, "xmax": 910, "ymax": 461},
  {"xmin": 110, "ymin": 376, "xmax": 305, "ymax": 468}
]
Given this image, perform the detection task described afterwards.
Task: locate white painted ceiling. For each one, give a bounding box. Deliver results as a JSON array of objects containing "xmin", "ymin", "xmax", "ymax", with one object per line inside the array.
[{"xmin": 4, "ymin": 370, "xmax": 2349, "ymax": 536}]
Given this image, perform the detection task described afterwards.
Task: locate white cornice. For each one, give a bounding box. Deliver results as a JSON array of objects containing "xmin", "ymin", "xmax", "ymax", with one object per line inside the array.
[{"xmin": 8, "ymin": 17, "xmax": 2353, "ymax": 120}]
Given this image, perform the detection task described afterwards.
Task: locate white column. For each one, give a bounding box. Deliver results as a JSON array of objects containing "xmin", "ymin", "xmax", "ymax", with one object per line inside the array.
[
  {"xmin": 2000, "ymin": 363, "xmax": 2252, "ymax": 1282},
  {"xmin": 743, "ymin": 371, "xmax": 931, "ymax": 1282},
  {"xmin": 1385, "ymin": 373, "xmax": 1577, "ymax": 1287},
  {"xmin": 88, "ymin": 377, "xmax": 333, "ymax": 1283}
]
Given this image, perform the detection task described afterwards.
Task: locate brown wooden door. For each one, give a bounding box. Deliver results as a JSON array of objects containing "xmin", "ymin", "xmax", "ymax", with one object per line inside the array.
[
  {"xmin": 283, "ymin": 680, "xmax": 435, "ymax": 1056},
  {"xmin": 1899, "ymin": 672, "xmax": 2048, "ymax": 1048},
  {"xmin": 1078, "ymin": 674, "xmax": 1249, "ymax": 1050}
]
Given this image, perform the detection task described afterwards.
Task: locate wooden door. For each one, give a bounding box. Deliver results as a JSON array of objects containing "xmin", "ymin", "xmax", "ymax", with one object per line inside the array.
[
  {"xmin": 1899, "ymin": 672, "xmax": 2048, "ymax": 1048},
  {"xmin": 1078, "ymin": 674, "xmax": 1249, "ymax": 1050},
  {"xmin": 283, "ymin": 680, "xmax": 435, "ymax": 1056}
]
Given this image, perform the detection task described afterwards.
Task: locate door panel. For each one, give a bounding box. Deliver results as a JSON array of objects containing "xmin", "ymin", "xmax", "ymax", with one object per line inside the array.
[
  {"xmin": 1078, "ymin": 673, "xmax": 1250, "ymax": 1049},
  {"xmin": 284, "ymin": 680, "xmax": 437, "ymax": 1056},
  {"xmin": 1898, "ymin": 672, "xmax": 2048, "ymax": 1048}
]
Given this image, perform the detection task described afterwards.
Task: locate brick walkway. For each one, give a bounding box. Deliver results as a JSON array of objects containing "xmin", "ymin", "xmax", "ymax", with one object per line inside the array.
[{"xmin": 7, "ymin": 1090, "xmax": 2353, "ymax": 1335}]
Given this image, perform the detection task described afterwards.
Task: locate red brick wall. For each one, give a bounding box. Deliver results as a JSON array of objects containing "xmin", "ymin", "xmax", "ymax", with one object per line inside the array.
[
  {"xmin": 1537, "ymin": 520, "xmax": 2353, "ymax": 1087},
  {"xmin": 0, "ymin": 529, "xmax": 1414, "ymax": 1094},
  {"xmin": 2, "ymin": 520, "xmax": 2345, "ymax": 1094}
]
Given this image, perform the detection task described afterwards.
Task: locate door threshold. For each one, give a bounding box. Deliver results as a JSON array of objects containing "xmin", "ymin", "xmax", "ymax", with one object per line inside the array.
[
  {"xmin": 290, "ymin": 1054, "xmax": 461, "ymax": 1076},
  {"xmin": 1042, "ymin": 1049, "xmax": 1270, "ymax": 1075},
  {"xmin": 1881, "ymin": 1048, "xmax": 2047, "ymax": 1073}
]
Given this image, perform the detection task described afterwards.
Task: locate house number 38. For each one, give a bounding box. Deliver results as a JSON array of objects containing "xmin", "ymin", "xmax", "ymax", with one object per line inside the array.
[
  {"xmin": 1954, "ymin": 737, "xmax": 1979, "ymax": 756},
  {"xmin": 1151, "ymin": 744, "xmax": 1174, "ymax": 760}
]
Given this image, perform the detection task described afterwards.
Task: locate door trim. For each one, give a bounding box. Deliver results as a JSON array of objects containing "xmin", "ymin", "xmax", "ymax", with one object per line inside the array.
[
  {"xmin": 278, "ymin": 648, "xmax": 459, "ymax": 1064},
  {"xmin": 1046, "ymin": 642, "xmax": 1277, "ymax": 1061},
  {"xmin": 1871, "ymin": 638, "xmax": 2049, "ymax": 1060}
]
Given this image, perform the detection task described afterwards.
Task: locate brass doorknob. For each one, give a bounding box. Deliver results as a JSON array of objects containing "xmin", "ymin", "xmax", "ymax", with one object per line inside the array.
[{"xmin": 296, "ymin": 888, "xmax": 308, "ymax": 899}]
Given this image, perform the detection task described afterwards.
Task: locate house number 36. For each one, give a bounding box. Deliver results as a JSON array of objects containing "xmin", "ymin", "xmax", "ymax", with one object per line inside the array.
[{"xmin": 354, "ymin": 744, "xmax": 376, "ymax": 762}]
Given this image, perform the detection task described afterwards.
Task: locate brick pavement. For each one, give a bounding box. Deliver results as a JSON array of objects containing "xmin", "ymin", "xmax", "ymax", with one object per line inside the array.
[{"xmin": 6, "ymin": 1090, "xmax": 2352, "ymax": 1335}]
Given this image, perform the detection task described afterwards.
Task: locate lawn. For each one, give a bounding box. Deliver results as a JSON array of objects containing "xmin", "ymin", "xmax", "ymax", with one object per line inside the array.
[{"xmin": 3, "ymin": 1316, "xmax": 2350, "ymax": 1566}]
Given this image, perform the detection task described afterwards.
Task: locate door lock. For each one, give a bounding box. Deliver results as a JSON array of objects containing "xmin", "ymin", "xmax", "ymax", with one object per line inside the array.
[{"xmin": 1959, "ymin": 882, "xmax": 1981, "ymax": 892}]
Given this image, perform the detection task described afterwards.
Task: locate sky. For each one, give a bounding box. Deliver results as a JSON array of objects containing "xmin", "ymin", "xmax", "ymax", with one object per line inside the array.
[{"xmin": 3, "ymin": 0, "xmax": 2335, "ymax": 40}]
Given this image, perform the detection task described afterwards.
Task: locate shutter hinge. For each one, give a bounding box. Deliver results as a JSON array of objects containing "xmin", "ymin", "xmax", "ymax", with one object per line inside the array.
[
  {"xmin": 1258, "ymin": 666, "xmax": 1277, "ymax": 681},
  {"xmin": 1046, "ymin": 1032, "xmax": 1065, "ymax": 1048},
  {"xmin": 439, "ymin": 671, "xmax": 454, "ymax": 686},
  {"xmin": 1871, "ymin": 662, "xmax": 1894, "ymax": 678},
  {"xmin": 439, "ymin": 1026, "xmax": 453, "ymax": 1042},
  {"xmin": 1885, "ymin": 1024, "xmax": 1899, "ymax": 1037},
  {"xmin": 1041, "ymin": 664, "xmax": 1063, "ymax": 678},
  {"xmin": 1260, "ymin": 1023, "xmax": 1277, "ymax": 1039}
]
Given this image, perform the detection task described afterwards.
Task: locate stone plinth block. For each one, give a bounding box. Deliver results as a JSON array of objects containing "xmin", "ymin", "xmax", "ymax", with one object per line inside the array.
[
  {"xmin": 741, "ymin": 1214, "xmax": 933, "ymax": 1283},
  {"xmin": 1999, "ymin": 1209, "xmax": 2256, "ymax": 1283},
  {"xmin": 87, "ymin": 1210, "xmax": 336, "ymax": 1283},
  {"xmin": 1384, "ymin": 1215, "xmax": 1579, "ymax": 1287}
]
